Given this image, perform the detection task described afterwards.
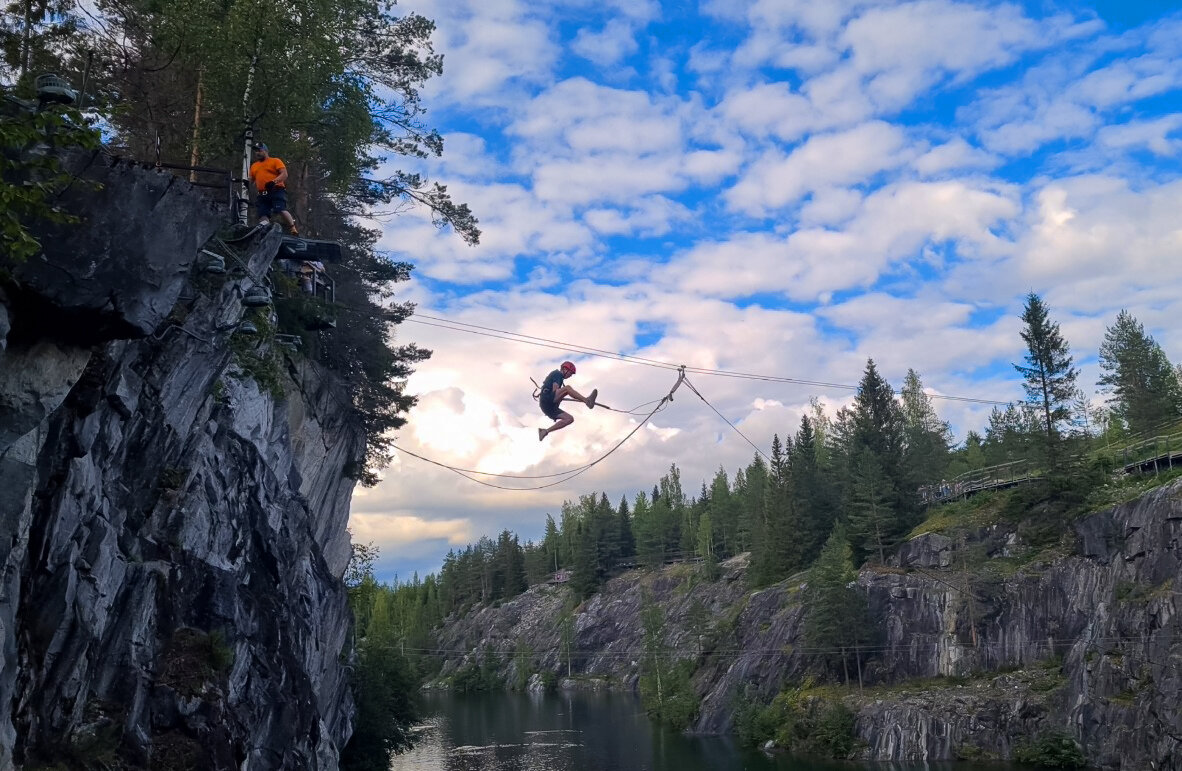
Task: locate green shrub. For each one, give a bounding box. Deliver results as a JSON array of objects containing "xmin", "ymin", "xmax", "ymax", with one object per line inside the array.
[
  {"xmin": 733, "ymin": 681, "xmax": 857, "ymax": 759},
  {"xmin": 1013, "ymin": 730, "xmax": 1086, "ymax": 768},
  {"xmin": 639, "ymin": 659, "xmax": 700, "ymax": 730}
]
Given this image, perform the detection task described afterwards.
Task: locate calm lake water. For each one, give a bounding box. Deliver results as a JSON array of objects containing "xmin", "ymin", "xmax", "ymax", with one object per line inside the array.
[{"xmin": 389, "ymin": 689, "xmax": 1012, "ymax": 771}]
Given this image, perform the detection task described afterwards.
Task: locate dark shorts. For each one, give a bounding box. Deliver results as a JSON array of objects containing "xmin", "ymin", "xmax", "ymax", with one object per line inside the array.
[
  {"xmin": 256, "ymin": 188, "xmax": 288, "ymax": 218},
  {"xmin": 540, "ymin": 396, "xmax": 565, "ymax": 420}
]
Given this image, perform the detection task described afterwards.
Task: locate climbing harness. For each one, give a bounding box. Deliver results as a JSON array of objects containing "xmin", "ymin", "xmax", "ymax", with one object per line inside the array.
[{"xmin": 529, "ymin": 377, "xmax": 667, "ymax": 416}]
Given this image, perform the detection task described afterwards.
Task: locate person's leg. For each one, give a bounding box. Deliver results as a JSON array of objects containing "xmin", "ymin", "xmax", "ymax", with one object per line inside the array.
[
  {"xmin": 539, "ymin": 410, "xmax": 574, "ymax": 441},
  {"xmin": 555, "ymin": 384, "xmax": 597, "ymax": 409},
  {"xmin": 270, "ymin": 190, "xmax": 299, "ymax": 235},
  {"xmin": 278, "ymin": 210, "xmax": 299, "ymax": 235},
  {"xmin": 256, "ymin": 195, "xmax": 272, "ymax": 228}
]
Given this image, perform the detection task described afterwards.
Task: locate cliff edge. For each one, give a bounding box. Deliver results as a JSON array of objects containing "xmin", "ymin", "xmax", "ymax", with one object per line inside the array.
[{"xmin": 1, "ymin": 151, "xmax": 361, "ymax": 768}]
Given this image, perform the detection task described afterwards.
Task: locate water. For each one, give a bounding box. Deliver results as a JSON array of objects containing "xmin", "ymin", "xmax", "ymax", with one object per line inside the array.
[{"xmin": 389, "ymin": 689, "xmax": 1010, "ymax": 771}]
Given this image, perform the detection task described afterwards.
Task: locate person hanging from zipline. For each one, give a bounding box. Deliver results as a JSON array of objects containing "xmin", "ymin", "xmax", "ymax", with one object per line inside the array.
[{"xmin": 538, "ymin": 360, "xmax": 597, "ymax": 441}]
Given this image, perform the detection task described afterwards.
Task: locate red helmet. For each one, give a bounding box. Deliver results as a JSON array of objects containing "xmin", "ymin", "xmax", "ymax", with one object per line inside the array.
[{"xmin": 561, "ymin": 360, "xmax": 576, "ymax": 374}]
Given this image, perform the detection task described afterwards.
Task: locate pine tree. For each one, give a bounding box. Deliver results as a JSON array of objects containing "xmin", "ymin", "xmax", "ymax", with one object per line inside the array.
[
  {"xmin": 848, "ymin": 451, "xmax": 897, "ymax": 564},
  {"xmin": 1015, "ymin": 293, "xmax": 1079, "ymax": 469},
  {"xmin": 846, "ymin": 359, "xmax": 910, "ymax": 531},
  {"xmin": 542, "ymin": 515, "xmax": 561, "ymax": 573},
  {"xmin": 803, "ymin": 525, "xmax": 868, "ymax": 680},
  {"xmin": 790, "ymin": 415, "xmax": 837, "ymax": 566},
  {"xmin": 708, "ymin": 468, "xmax": 739, "ymax": 558},
  {"xmin": 1098, "ymin": 310, "xmax": 1182, "ymax": 435},
  {"xmin": 616, "ymin": 496, "xmax": 636, "ymax": 563},
  {"xmin": 900, "ymin": 369, "xmax": 951, "ymax": 485}
]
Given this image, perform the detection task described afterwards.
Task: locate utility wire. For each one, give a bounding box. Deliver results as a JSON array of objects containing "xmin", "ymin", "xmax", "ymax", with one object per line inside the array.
[{"xmin": 404, "ymin": 313, "xmax": 1011, "ymax": 406}]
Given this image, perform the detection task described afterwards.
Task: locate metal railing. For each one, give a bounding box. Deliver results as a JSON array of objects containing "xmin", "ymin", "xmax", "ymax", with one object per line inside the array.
[
  {"xmin": 921, "ymin": 459, "xmax": 1034, "ymax": 505},
  {"xmin": 154, "ymin": 161, "xmax": 239, "ymax": 220}
]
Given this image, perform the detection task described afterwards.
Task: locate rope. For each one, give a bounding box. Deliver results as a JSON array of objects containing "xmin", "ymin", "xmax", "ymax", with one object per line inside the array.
[
  {"xmin": 392, "ymin": 369, "xmax": 686, "ymax": 490},
  {"xmin": 683, "ymin": 376, "xmax": 771, "ymax": 462}
]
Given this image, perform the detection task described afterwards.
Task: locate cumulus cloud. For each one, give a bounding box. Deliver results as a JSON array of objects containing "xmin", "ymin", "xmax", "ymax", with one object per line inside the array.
[
  {"xmin": 725, "ymin": 121, "xmax": 909, "ymax": 215},
  {"xmin": 571, "ymin": 19, "xmax": 641, "ymax": 67},
  {"xmin": 358, "ymin": 0, "xmax": 1182, "ymax": 580}
]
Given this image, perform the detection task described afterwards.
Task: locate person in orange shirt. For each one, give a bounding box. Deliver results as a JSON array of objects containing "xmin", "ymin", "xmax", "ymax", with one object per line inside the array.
[{"xmin": 248, "ymin": 142, "xmax": 299, "ymax": 236}]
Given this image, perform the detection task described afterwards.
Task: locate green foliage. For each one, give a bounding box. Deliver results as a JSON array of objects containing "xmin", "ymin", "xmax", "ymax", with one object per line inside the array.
[
  {"xmin": 228, "ymin": 309, "xmax": 285, "ymax": 398},
  {"xmin": 1016, "ymin": 293, "xmax": 1079, "ymax": 472},
  {"xmin": 639, "ymin": 658, "xmax": 700, "ymax": 730},
  {"xmin": 734, "ymin": 682, "xmax": 857, "ymax": 759},
  {"xmin": 0, "ymin": 103, "xmax": 100, "ymax": 263},
  {"xmin": 340, "ymin": 630, "xmax": 420, "ymax": 770},
  {"xmin": 1012, "ymin": 731, "xmax": 1087, "ymax": 768},
  {"xmin": 207, "ymin": 629, "xmax": 234, "ymax": 673},
  {"xmin": 342, "ymin": 544, "xmax": 437, "ymax": 770},
  {"xmin": 804, "ymin": 525, "xmax": 870, "ymax": 676},
  {"xmin": 1098, "ymin": 310, "xmax": 1182, "ymax": 434}
]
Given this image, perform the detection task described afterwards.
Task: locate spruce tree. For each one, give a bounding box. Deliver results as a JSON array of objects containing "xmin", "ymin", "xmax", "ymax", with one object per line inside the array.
[
  {"xmin": 848, "ymin": 451, "xmax": 896, "ymax": 564},
  {"xmin": 1098, "ymin": 310, "xmax": 1182, "ymax": 434},
  {"xmin": 790, "ymin": 415, "xmax": 836, "ymax": 566},
  {"xmin": 900, "ymin": 369, "xmax": 951, "ymax": 485},
  {"xmin": 616, "ymin": 496, "xmax": 636, "ymax": 563},
  {"xmin": 1015, "ymin": 293, "xmax": 1078, "ymax": 469},
  {"xmin": 803, "ymin": 525, "xmax": 868, "ymax": 678},
  {"xmin": 848, "ymin": 359, "xmax": 910, "ymax": 530}
]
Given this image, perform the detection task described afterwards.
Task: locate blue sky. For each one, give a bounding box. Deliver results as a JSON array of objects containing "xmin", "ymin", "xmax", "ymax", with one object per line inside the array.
[{"xmin": 348, "ymin": 0, "xmax": 1182, "ymax": 583}]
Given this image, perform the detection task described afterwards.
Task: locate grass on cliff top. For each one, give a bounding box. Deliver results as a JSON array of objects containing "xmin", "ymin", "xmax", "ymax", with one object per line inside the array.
[
  {"xmin": 908, "ymin": 491, "xmax": 1007, "ymax": 539},
  {"xmin": 1076, "ymin": 465, "xmax": 1182, "ymax": 515}
]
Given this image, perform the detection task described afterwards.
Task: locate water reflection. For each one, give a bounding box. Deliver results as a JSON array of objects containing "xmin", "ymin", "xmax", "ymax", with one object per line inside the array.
[{"xmin": 390, "ymin": 690, "xmax": 1008, "ymax": 771}]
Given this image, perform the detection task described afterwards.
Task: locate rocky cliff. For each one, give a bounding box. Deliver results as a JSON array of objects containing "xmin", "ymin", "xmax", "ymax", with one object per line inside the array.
[
  {"xmin": 1, "ymin": 151, "xmax": 361, "ymax": 768},
  {"xmin": 430, "ymin": 480, "xmax": 1182, "ymax": 769}
]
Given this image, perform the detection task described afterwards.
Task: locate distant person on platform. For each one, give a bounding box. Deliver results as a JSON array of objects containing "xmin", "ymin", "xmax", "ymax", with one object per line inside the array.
[
  {"xmin": 538, "ymin": 360, "xmax": 597, "ymax": 442},
  {"xmin": 249, "ymin": 143, "xmax": 299, "ymax": 236}
]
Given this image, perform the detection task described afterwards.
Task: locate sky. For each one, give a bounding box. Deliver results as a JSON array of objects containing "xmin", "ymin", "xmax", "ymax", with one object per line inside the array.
[{"xmin": 349, "ymin": 0, "xmax": 1182, "ymax": 583}]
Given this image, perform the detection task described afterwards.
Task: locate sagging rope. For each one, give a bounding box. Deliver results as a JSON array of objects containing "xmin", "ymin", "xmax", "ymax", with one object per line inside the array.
[{"xmin": 392, "ymin": 368, "xmax": 687, "ymax": 491}]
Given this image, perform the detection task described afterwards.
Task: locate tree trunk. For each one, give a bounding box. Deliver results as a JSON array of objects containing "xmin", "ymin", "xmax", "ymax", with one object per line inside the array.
[
  {"xmin": 20, "ymin": 0, "xmax": 33, "ymax": 80},
  {"xmin": 189, "ymin": 68, "xmax": 204, "ymax": 182}
]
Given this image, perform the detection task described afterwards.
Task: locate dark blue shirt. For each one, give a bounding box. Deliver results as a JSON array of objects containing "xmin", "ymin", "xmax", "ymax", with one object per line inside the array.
[{"xmin": 540, "ymin": 369, "xmax": 564, "ymax": 402}]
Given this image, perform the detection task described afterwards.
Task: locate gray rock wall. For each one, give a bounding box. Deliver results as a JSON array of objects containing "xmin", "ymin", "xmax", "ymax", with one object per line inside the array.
[
  {"xmin": 429, "ymin": 483, "xmax": 1182, "ymax": 769},
  {"xmin": 0, "ymin": 158, "xmax": 361, "ymax": 768}
]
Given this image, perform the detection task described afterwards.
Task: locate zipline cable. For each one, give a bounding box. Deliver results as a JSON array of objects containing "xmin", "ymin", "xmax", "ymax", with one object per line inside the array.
[
  {"xmin": 404, "ymin": 314, "xmax": 1011, "ymax": 406},
  {"xmin": 683, "ymin": 376, "xmax": 771, "ymax": 463},
  {"xmin": 391, "ymin": 369, "xmax": 687, "ymax": 490}
]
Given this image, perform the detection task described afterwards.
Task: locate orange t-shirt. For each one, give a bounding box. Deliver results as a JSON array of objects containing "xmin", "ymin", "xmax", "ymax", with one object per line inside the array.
[{"xmin": 250, "ymin": 157, "xmax": 286, "ymax": 191}]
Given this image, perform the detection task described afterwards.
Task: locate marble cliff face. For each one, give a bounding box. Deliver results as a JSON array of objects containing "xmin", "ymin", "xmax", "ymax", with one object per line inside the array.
[
  {"xmin": 431, "ymin": 480, "xmax": 1182, "ymax": 769},
  {"xmin": 1, "ymin": 152, "xmax": 360, "ymax": 769}
]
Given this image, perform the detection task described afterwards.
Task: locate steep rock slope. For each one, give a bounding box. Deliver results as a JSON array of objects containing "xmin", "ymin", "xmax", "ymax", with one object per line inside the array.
[
  {"xmin": 430, "ymin": 481, "xmax": 1182, "ymax": 769},
  {"xmin": 0, "ymin": 152, "xmax": 361, "ymax": 768}
]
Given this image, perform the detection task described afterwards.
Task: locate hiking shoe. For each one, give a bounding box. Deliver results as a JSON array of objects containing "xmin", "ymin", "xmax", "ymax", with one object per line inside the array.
[{"xmin": 586, "ymin": 389, "xmax": 598, "ymax": 409}]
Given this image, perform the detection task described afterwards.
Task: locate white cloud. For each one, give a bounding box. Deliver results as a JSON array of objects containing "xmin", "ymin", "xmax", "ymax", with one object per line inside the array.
[
  {"xmin": 571, "ymin": 19, "xmax": 641, "ymax": 67},
  {"xmin": 399, "ymin": 0, "xmax": 559, "ymax": 107},
  {"xmin": 1097, "ymin": 115, "xmax": 1182, "ymax": 156},
  {"xmin": 724, "ymin": 121, "xmax": 909, "ymax": 215},
  {"xmin": 914, "ymin": 137, "xmax": 1000, "ymax": 176},
  {"xmin": 674, "ymin": 179, "xmax": 1018, "ymax": 300}
]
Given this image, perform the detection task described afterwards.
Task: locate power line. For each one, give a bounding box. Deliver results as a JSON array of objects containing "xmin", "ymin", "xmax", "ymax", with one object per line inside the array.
[{"xmin": 404, "ymin": 313, "xmax": 1012, "ymax": 406}]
